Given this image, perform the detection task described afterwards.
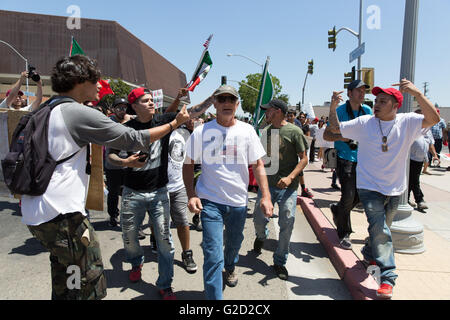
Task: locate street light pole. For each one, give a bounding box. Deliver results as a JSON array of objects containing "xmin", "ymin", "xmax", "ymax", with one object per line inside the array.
[
  {"xmin": 0, "ymin": 40, "xmax": 29, "ymax": 105},
  {"xmin": 227, "ymin": 53, "xmax": 264, "ymax": 72},
  {"xmin": 391, "ymin": 0, "xmax": 424, "ymax": 254}
]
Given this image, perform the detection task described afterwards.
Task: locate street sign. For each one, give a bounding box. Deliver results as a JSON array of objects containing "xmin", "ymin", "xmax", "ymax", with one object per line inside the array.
[{"xmin": 349, "ymin": 42, "xmax": 365, "ymax": 63}]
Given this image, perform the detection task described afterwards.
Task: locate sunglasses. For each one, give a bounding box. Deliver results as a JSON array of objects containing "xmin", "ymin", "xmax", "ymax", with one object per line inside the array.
[
  {"xmin": 114, "ymin": 105, "xmax": 127, "ymax": 110},
  {"xmin": 216, "ymin": 95, "xmax": 237, "ymax": 103}
]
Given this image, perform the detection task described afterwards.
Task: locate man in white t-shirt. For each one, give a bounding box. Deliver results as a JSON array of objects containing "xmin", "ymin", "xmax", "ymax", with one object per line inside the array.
[
  {"xmin": 327, "ymin": 79, "xmax": 440, "ymax": 299},
  {"xmin": 0, "ymin": 70, "xmax": 43, "ymax": 111},
  {"xmin": 183, "ymin": 85, "xmax": 273, "ymax": 300}
]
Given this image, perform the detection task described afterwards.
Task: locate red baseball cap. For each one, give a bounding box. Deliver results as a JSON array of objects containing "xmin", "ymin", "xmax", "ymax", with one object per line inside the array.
[
  {"xmin": 128, "ymin": 87, "xmax": 151, "ymax": 105},
  {"xmin": 372, "ymin": 87, "xmax": 403, "ymax": 109},
  {"xmin": 6, "ymin": 89, "xmax": 24, "ymax": 97}
]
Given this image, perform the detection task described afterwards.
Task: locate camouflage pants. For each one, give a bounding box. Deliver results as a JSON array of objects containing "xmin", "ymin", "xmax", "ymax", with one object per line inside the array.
[{"xmin": 27, "ymin": 212, "xmax": 107, "ymax": 300}]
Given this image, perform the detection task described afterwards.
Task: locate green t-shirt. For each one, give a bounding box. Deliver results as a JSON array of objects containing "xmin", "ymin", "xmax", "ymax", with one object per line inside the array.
[{"xmin": 263, "ymin": 122, "xmax": 308, "ymax": 190}]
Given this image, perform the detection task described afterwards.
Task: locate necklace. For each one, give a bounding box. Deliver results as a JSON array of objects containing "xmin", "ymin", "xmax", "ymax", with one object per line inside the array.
[{"xmin": 378, "ymin": 119, "xmax": 396, "ymax": 152}]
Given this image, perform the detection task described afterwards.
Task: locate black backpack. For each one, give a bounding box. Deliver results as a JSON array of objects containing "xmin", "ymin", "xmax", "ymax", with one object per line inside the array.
[{"xmin": 1, "ymin": 96, "xmax": 90, "ymax": 196}]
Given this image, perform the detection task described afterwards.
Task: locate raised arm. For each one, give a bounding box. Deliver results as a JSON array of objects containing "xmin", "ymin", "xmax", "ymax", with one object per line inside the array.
[
  {"xmin": 4, "ymin": 71, "xmax": 27, "ymax": 107},
  {"xmin": 392, "ymin": 79, "xmax": 440, "ymax": 129},
  {"xmin": 165, "ymin": 87, "xmax": 189, "ymax": 114},
  {"xmin": 326, "ymin": 91, "xmax": 345, "ymax": 135},
  {"xmin": 30, "ymin": 80, "xmax": 43, "ymax": 111},
  {"xmin": 187, "ymin": 95, "xmax": 214, "ymax": 118}
]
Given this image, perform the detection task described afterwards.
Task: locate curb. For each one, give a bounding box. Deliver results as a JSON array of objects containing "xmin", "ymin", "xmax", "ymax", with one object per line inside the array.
[{"xmin": 297, "ymin": 196, "xmax": 379, "ymax": 300}]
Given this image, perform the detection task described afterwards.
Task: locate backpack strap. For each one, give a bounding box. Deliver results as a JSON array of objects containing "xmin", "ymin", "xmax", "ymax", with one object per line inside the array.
[{"xmin": 46, "ymin": 96, "xmax": 91, "ymax": 174}]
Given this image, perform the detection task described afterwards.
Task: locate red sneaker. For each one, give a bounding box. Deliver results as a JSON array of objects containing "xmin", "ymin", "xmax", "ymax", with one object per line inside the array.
[
  {"xmin": 376, "ymin": 283, "xmax": 393, "ymax": 299},
  {"xmin": 301, "ymin": 188, "xmax": 314, "ymax": 198},
  {"xmin": 159, "ymin": 287, "xmax": 177, "ymax": 300},
  {"xmin": 129, "ymin": 264, "xmax": 142, "ymax": 283}
]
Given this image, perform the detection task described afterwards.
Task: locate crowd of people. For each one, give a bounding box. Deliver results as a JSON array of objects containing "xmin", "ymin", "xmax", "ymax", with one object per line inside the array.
[{"xmin": 1, "ymin": 55, "xmax": 447, "ymax": 301}]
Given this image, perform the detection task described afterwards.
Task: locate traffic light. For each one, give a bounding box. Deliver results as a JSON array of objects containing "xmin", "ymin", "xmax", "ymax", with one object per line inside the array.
[
  {"xmin": 344, "ymin": 66, "xmax": 356, "ymax": 89},
  {"xmin": 361, "ymin": 68, "xmax": 374, "ymax": 93},
  {"xmin": 296, "ymin": 102, "xmax": 301, "ymax": 111},
  {"xmin": 307, "ymin": 60, "xmax": 314, "ymax": 74},
  {"xmin": 328, "ymin": 26, "xmax": 337, "ymax": 51}
]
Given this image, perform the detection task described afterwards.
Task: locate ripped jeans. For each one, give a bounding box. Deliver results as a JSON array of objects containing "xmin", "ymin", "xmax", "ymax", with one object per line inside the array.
[{"xmin": 120, "ymin": 186, "xmax": 174, "ymax": 290}]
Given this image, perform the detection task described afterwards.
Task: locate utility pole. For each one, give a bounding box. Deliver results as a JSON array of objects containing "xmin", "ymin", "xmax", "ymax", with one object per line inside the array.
[
  {"xmin": 423, "ymin": 82, "xmax": 429, "ymax": 97},
  {"xmin": 391, "ymin": 0, "xmax": 424, "ymax": 254}
]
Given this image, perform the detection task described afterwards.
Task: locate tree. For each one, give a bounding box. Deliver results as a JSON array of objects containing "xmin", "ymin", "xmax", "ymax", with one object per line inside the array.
[
  {"xmin": 100, "ymin": 78, "xmax": 132, "ymax": 107},
  {"xmin": 237, "ymin": 73, "xmax": 289, "ymax": 114}
]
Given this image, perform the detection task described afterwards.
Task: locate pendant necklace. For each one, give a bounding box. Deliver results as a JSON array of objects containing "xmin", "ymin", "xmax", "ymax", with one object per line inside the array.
[{"xmin": 378, "ymin": 119, "xmax": 396, "ymax": 152}]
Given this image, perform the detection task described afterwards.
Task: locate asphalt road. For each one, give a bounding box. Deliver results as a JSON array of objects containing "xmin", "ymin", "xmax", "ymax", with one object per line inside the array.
[{"xmin": 0, "ymin": 190, "xmax": 351, "ymax": 301}]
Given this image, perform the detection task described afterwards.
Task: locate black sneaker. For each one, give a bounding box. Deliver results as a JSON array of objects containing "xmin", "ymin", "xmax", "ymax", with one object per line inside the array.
[
  {"xmin": 150, "ymin": 234, "xmax": 157, "ymax": 253},
  {"xmin": 339, "ymin": 234, "xmax": 352, "ymax": 250},
  {"xmin": 138, "ymin": 229, "xmax": 146, "ymax": 240},
  {"xmin": 192, "ymin": 214, "xmax": 202, "ymax": 231},
  {"xmin": 181, "ymin": 250, "xmax": 198, "ymax": 273},
  {"xmin": 109, "ymin": 216, "xmax": 119, "ymax": 227},
  {"xmin": 273, "ymin": 264, "xmax": 288, "ymax": 280},
  {"xmin": 331, "ymin": 183, "xmax": 340, "ymax": 190},
  {"xmin": 224, "ymin": 270, "xmax": 238, "ymax": 287},
  {"xmin": 253, "ymin": 238, "xmax": 264, "ymax": 254}
]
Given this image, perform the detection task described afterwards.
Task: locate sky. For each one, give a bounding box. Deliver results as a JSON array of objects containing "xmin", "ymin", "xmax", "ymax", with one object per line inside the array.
[{"xmin": 1, "ymin": 0, "xmax": 449, "ymax": 116}]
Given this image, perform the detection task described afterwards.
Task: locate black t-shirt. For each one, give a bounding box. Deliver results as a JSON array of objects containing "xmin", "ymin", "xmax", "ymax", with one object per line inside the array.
[{"xmin": 111, "ymin": 112, "xmax": 176, "ymax": 192}]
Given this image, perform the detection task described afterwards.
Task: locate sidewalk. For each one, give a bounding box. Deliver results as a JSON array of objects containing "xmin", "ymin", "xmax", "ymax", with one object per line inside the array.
[{"xmin": 299, "ymin": 155, "xmax": 450, "ymax": 300}]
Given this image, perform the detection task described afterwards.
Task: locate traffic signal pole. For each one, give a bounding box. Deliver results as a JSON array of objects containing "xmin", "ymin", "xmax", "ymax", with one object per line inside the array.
[{"xmin": 329, "ymin": 0, "xmax": 364, "ymax": 80}]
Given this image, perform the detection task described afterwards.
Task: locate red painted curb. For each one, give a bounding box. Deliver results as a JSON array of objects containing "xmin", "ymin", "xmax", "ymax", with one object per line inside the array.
[{"xmin": 298, "ymin": 196, "xmax": 379, "ymax": 300}]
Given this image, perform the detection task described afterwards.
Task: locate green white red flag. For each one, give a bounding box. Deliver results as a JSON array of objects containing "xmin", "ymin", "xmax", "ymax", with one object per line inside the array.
[
  {"xmin": 187, "ymin": 35, "xmax": 213, "ymax": 92},
  {"xmin": 69, "ymin": 36, "xmax": 85, "ymax": 56}
]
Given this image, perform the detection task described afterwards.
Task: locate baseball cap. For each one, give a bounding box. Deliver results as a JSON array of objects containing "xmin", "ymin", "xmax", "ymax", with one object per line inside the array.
[
  {"xmin": 128, "ymin": 87, "xmax": 151, "ymax": 105},
  {"xmin": 112, "ymin": 97, "xmax": 129, "ymax": 108},
  {"xmin": 348, "ymin": 80, "xmax": 370, "ymax": 90},
  {"xmin": 6, "ymin": 89, "xmax": 24, "ymax": 97},
  {"xmin": 127, "ymin": 87, "xmax": 151, "ymax": 115},
  {"xmin": 261, "ymin": 99, "xmax": 288, "ymax": 114},
  {"xmin": 372, "ymin": 87, "xmax": 403, "ymax": 109},
  {"xmin": 213, "ymin": 85, "xmax": 239, "ymax": 99}
]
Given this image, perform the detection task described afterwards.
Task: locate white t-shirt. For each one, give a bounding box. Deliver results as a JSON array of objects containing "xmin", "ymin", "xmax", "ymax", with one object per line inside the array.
[
  {"xmin": 0, "ymin": 98, "xmax": 32, "ymax": 111},
  {"xmin": 185, "ymin": 119, "xmax": 266, "ymax": 207},
  {"xmin": 21, "ymin": 105, "xmax": 88, "ymax": 225},
  {"xmin": 340, "ymin": 113, "xmax": 424, "ymax": 196},
  {"xmin": 167, "ymin": 127, "xmax": 191, "ymax": 193}
]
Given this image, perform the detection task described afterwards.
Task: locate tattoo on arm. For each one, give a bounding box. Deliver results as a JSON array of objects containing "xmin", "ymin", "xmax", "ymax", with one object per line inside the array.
[
  {"xmin": 328, "ymin": 108, "xmax": 341, "ymax": 134},
  {"xmin": 188, "ymin": 97, "xmax": 213, "ymax": 117}
]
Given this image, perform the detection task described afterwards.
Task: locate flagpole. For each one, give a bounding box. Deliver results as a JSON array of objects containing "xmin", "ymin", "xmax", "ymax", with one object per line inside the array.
[
  {"xmin": 254, "ymin": 56, "xmax": 270, "ymax": 130},
  {"xmin": 188, "ymin": 34, "xmax": 213, "ymax": 87},
  {"xmin": 69, "ymin": 35, "xmax": 73, "ymax": 56}
]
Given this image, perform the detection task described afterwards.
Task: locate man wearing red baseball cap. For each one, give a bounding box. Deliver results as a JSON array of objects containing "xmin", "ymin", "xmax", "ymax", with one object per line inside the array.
[
  {"xmin": 326, "ymin": 79, "xmax": 440, "ymax": 299},
  {"xmin": 108, "ymin": 86, "xmax": 213, "ymax": 300},
  {"xmin": 0, "ymin": 70, "xmax": 43, "ymax": 111}
]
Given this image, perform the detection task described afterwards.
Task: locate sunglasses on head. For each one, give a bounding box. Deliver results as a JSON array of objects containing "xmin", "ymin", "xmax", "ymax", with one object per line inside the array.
[{"xmin": 216, "ymin": 95, "xmax": 237, "ymax": 103}]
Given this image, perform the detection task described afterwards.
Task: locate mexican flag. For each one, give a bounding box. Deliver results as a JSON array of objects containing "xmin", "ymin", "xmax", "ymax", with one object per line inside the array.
[
  {"xmin": 188, "ymin": 51, "xmax": 212, "ymax": 91},
  {"xmin": 69, "ymin": 36, "xmax": 85, "ymax": 56},
  {"xmin": 188, "ymin": 35, "xmax": 213, "ymax": 92},
  {"xmin": 253, "ymin": 58, "xmax": 274, "ymax": 131}
]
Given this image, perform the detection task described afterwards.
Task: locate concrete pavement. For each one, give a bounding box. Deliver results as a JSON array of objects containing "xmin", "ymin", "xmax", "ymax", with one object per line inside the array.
[
  {"xmin": 0, "ymin": 182, "xmax": 350, "ymax": 300},
  {"xmin": 299, "ymin": 154, "xmax": 450, "ymax": 300}
]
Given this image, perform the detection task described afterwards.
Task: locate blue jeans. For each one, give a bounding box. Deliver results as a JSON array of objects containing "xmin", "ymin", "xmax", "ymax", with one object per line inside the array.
[
  {"xmin": 253, "ymin": 187, "xmax": 297, "ymax": 266},
  {"xmin": 358, "ymin": 189, "xmax": 399, "ymax": 287},
  {"xmin": 200, "ymin": 199, "xmax": 247, "ymax": 300},
  {"xmin": 120, "ymin": 186, "xmax": 174, "ymax": 290}
]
